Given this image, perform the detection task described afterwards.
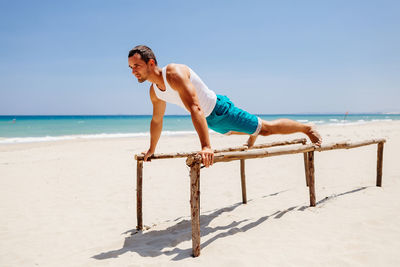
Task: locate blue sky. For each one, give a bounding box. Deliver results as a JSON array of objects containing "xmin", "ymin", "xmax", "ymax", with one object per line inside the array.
[{"xmin": 0, "ymin": 0, "xmax": 399, "ymax": 115}]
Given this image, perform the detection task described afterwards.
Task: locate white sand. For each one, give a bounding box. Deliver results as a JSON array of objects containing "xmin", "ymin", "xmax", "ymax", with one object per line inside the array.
[{"xmin": 1, "ymin": 121, "xmax": 400, "ymax": 266}]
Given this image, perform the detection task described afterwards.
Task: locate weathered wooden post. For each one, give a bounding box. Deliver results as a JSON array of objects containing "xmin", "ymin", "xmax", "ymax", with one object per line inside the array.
[
  {"xmin": 240, "ymin": 159, "xmax": 247, "ymax": 204},
  {"xmin": 186, "ymin": 155, "xmax": 202, "ymax": 257},
  {"xmin": 376, "ymin": 142, "xmax": 384, "ymax": 187},
  {"xmin": 307, "ymin": 151, "xmax": 316, "ymax": 206},
  {"xmin": 301, "ymin": 140, "xmax": 309, "ymax": 187},
  {"xmin": 303, "ymin": 153, "xmax": 309, "ymax": 187},
  {"xmin": 136, "ymin": 160, "xmax": 143, "ymax": 230}
]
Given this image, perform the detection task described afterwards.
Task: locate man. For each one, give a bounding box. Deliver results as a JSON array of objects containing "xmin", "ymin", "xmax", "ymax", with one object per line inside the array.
[{"xmin": 128, "ymin": 45, "xmax": 322, "ymax": 168}]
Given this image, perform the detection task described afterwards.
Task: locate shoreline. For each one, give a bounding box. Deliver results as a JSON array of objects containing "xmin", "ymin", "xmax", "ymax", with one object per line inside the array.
[{"xmin": 1, "ymin": 120, "xmax": 399, "ymax": 145}]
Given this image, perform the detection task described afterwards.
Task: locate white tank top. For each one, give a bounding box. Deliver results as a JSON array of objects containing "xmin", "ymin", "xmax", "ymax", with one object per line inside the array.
[{"xmin": 153, "ymin": 65, "xmax": 217, "ymax": 117}]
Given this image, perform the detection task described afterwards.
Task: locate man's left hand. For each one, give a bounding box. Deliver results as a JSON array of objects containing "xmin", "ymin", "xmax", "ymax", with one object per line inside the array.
[{"xmin": 199, "ymin": 147, "xmax": 214, "ymax": 168}]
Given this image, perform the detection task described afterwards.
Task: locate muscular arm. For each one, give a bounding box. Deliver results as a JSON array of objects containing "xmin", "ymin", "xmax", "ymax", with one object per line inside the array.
[
  {"xmin": 144, "ymin": 85, "xmax": 166, "ymax": 161},
  {"xmin": 166, "ymin": 64, "xmax": 213, "ymax": 166}
]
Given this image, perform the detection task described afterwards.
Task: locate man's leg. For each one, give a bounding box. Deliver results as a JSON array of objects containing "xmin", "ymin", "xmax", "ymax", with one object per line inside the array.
[
  {"xmin": 246, "ymin": 119, "xmax": 322, "ymax": 147},
  {"xmin": 208, "ymin": 95, "xmax": 321, "ymax": 147}
]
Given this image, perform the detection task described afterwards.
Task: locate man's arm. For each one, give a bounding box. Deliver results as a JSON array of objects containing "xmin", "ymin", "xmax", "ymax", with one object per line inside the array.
[
  {"xmin": 143, "ymin": 84, "xmax": 166, "ymax": 161},
  {"xmin": 166, "ymin": 64, "xmax": 214, "ymax": 167}
]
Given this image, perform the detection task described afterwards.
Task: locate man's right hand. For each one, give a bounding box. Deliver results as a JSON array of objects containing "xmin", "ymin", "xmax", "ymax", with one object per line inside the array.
[
  {"xmin": 142, "ymin": 148, "xmax": 155, "ymax": 162},
  {"xmin": 199, "ymin": 146, "xmax": 214, "ymax": 168}
]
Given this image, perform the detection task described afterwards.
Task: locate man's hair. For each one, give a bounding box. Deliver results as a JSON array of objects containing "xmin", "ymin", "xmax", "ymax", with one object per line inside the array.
[{"xmin": 128, "ymin": 45, "xmax": 157, "ymax": 65}]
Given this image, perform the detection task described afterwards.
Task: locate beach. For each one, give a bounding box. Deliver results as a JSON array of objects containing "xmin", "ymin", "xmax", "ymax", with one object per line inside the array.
[{"xmin": 1, "ymin": 121, "xmax": 400, "ymax": 266}]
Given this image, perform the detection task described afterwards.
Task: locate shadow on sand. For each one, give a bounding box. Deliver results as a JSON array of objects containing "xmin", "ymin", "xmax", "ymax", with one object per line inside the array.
[{"xmin": 93, "ymin": 186, "xmax": 368, "ymax": 261}]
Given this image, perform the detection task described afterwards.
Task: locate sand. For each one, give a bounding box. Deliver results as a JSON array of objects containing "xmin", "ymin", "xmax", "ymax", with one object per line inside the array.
[{"xmin": 1, "ymin": 121, "xmax": 400, "ymax": 266}]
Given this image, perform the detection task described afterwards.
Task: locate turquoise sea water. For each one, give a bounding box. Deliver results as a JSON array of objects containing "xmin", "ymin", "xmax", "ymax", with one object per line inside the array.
[{"xmin": 0, "ymin": 114, "xmax": 399, "ymax": 143}]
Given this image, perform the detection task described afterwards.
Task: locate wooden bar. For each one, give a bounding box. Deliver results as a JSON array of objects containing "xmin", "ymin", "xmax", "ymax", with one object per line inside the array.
[
  {"xmin": 214, "ymin": 144, "xmax": 315, "ymax": 163},
  {"xmin": 303, "ymin": 153, "xmax": 310, "ymax": 187},
  {"xmin": 136, "ymin": 160, "xmax": 143, "ymax": 230},
  {"xmin": 315, "ymin": 139, "xmax": 386, "ymax": 152},
  {"xmin": 216, "ymin": 138, "xmax": 306, "ymax": 153},
  {"xmin": 187, "ymin": 155, "xmax": 202, "ymax": 257},
  {"xmin": 376, "ymin": 142, "xmax": 384, "ymax": 187},
  {"xmin": 240, "ymin": 159, "xmax": 247, "ymax": 204},
  {"xmin": 213, "ymin": 139, "xmax": 387, "ymax": 164},
  {"xmin": 134, "ymin": 138, "xmax": 385, "ymax": 162},
  {"xmin": 307, "ymin": 151, "xmax": 316, "ymax": 206},
  {"xmin": 134, "ymin": 138, "xmax": 307, "ymax": 161}
]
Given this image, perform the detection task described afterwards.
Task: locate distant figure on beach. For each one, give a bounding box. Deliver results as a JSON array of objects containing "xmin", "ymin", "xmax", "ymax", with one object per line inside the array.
[{"xmin": 128, "ymin": 45, "xmax": 322, "ymax": 167}]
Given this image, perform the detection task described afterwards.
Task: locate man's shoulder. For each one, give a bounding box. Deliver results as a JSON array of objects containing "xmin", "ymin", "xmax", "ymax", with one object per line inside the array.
[
  {"xmin": 165, "ymin": 63, "xmax": 190, "ymax": 82},
  {"xmin": 166, "ymin": 63, "xmax": 189, "ymax": 73}
]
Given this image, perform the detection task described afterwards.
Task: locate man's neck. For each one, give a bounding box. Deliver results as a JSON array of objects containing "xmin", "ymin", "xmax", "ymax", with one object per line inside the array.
[{"xmin": 147, "ymin": 66, "xmax": 164, "ymax": 88}]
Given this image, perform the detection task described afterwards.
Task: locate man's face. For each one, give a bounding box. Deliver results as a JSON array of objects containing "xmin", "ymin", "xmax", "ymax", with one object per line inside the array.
[{"xmin": 128, "ymin": 53, "xmax": 150, "ymax": 83}]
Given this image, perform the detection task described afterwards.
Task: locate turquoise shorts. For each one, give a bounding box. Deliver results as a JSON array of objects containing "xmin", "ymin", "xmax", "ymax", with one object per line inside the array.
[{"xmin": 206, "ymin": 95, "xmax": 261, "ymax": 135}]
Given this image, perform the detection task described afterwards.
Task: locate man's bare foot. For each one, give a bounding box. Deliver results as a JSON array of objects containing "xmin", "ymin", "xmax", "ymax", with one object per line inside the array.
[
  {"xmin": 304, "ymin": 124, "xmax": 322, "ymax": 146},
  {"xmin": 245, "ymin": 134, "xmax": 258, "ymax": 148}
]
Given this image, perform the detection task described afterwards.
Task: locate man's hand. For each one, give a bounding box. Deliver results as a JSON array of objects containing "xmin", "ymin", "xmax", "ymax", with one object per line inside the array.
[
  {"xmin": 199, "ymin": 147, "xmax": 214, "ymax": 168},
  {"xmin": 142, "ymin": 148, "xmax": 155, "ymax": 162}
]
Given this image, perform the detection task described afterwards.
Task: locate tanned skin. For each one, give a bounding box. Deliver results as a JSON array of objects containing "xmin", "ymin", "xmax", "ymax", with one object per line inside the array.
[{"xmin": 128, "ymin": 53, "xmax": 322, "ymax": 168}]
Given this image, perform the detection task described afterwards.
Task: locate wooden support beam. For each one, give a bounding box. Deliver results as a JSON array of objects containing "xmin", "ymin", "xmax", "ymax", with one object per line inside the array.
[
  {"xmin": 216, "ymin": 138, "xmax": 307, "ymax": 153},
  {"xmin": 214, "ymin": 144, "xmax": 315, "ymax": 163},
  {"xmin": 303, "ymin": 153, "xmax": 309, "ymax": 187},
  {"xmin": 315, "ymin": 139, "xmax": 386, "ymax": 152},
  {"xmin": 213, "ymin": 139, "xmax": 387, "ymax": 164},
  {"xmin": 134, "ymin": 138, "xmax": 307, "ymax": 161},
  {"xmin": 307, "ymin": 151, "xmax": 316, "ymax": 206},
  {"xmin": 377, "ymin": 142, "xmax": 384, "ymax": 187},
  {"xmin": 136, "ymin": 160, "xmax": 143, "ymax": 230},
  {"xmin": 302, "ymin": 135, "xmax": 308, "ymax": 187},
  {"xmin": 186, "ymin": 155, "xmax": 202, "ymax": 257},
  {"xmin": 240, "ymin": 159, "xmax": 247, "ymax": 204}
]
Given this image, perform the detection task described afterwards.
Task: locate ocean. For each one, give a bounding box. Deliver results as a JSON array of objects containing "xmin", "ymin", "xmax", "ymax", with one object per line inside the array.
[{"xmin": 0, "ymin": 114, "xmax": 399, "ymax": 144}]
